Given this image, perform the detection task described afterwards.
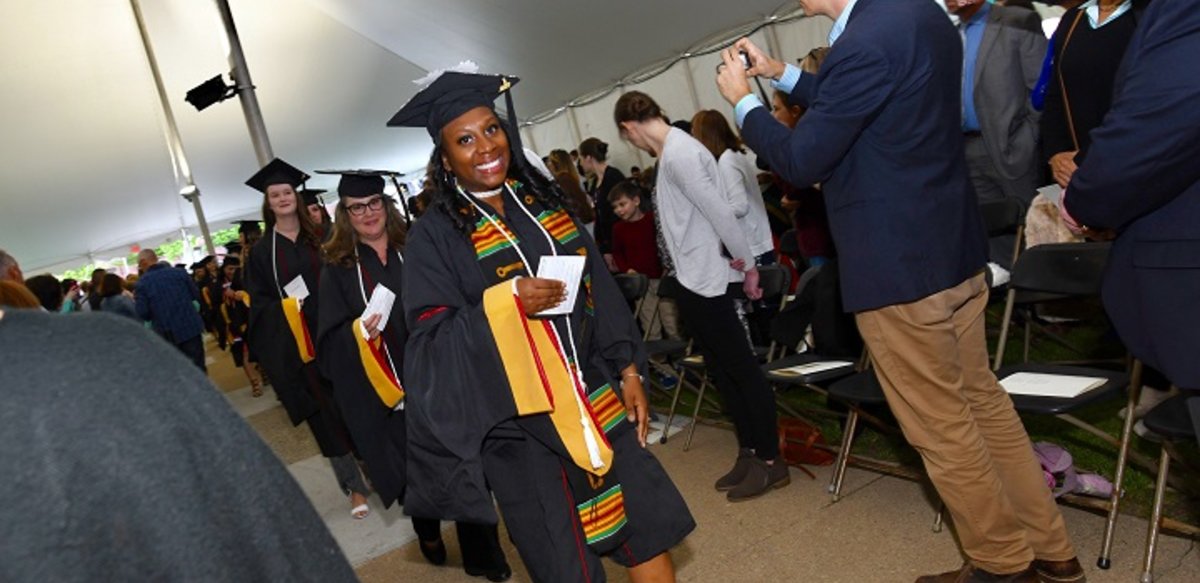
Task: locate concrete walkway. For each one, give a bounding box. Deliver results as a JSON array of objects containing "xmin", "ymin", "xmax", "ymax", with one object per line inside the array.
[{"xmin": 205, "ymin": 339, "xmax": 1198, "ymax": 582}]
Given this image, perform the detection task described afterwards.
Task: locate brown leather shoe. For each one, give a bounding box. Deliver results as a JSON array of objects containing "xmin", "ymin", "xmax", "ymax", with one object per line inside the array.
[
  {"xmin": 726, "ymin": 456, "xmax": 790, "ymax": 502},
  {"xmin": 714, "ymin": 448, "xmax": 754, "ymax": 491},
  {"xmin": 915, "ymin": 564, "xmax": 1039, "ymax": 583},
  {"xmin": 1031, "ymin": 558, "xmax": 1086, "ymax": 583}
]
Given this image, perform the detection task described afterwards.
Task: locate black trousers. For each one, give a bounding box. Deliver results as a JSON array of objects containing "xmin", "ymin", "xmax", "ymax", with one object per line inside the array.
[
  {"xmin": 674, "ymin": 284, "xmax": 779, "ymax": 460},
  {"xmin": 175, "ymin": 334, "xmax": 206, "ymax": 373},
  {"xmin": 411, "ymin": 518, "xmax": 507, "ymax": 572}
]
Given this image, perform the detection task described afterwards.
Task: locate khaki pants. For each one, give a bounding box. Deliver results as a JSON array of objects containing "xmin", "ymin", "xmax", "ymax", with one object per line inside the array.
[
  {"xmin": 855, "ymin": 273, "xmax": 1075, "ymax": 574},
  {"xmin": 640, "ymin": 279, "xmax": 681, "ymax": 340}
]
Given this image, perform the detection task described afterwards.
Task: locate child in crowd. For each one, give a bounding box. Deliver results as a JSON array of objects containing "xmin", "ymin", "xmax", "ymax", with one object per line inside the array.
[{"xmin": 608, "ymin": 180, "xmax": 680, "ymax": 339}]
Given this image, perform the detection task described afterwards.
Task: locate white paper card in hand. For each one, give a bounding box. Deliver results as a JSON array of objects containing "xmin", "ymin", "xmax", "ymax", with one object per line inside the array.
[
  {"xmin": 999, "ymin": 372, "xmax": 1106, "ymax": 399},
  {"xmin": 535, "ymin": 255, "xmax": 586, "ymax": 316},
  {"xmin": 359, "ymin": 284, "xmax": 396, "ymax": 340},
  {"xmin": 283, "ymin": 276, "xmax": 310, "ymax": 301}
]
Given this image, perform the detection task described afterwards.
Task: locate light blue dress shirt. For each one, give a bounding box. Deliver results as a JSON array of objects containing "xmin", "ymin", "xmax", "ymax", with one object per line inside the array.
[
  {"xmin": 961, "ymin": 2, "xmax": 991, "ymax": 133},
  {"xmin": 1080, "ymin": 0, "xmax": 1132, "ymax": 29}
]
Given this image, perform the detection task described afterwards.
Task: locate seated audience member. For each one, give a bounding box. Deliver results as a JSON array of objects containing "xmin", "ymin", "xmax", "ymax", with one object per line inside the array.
[
  {"xmin": 0, "ymin": 249, "xmax": 23, "ymax": 283},
  {"xmin": 609, "ymin": 180, "xmax": 679, "ymax": 340},
  {"xmin": 24, "ymin": 274, "xmax": 63, "ymax": 312},
  {"xmin": 98, "ymin": 273, "xmax": 139, "ymax": 321},
  {"xmin": 547, "ymin": 149, "xmax": 598, "ymax": 234},
  {"xmin": 0, "ymin": 281, "xmax": 39, "ymax": 309},
  {"xmin": 0, "ymin": 307, "xmax": 358, "ymax": 581}
]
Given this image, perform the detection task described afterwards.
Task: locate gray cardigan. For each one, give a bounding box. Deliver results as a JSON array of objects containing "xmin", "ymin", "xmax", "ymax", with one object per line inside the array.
[{"xmin": 655, "ymin": 127, "xmax": 754, "ymax": 297}]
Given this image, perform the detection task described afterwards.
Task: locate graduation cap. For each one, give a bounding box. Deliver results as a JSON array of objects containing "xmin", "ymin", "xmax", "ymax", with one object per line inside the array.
[
  {"xmin": 197, "ymin": 255, "xmax": 216, "ymax": 267},
  {"xmin": 301, "ymin": 188, "xmax": 327, "ymax": 206},
  {"xmin": 222, "ymin": 256, "xmax": 241, "ymax": 268},
  {"xmin": 316, "ymin": 169, "xmax": 393, "ymax": 200},
  {"xmin": 224, "ymin": 242, "xmax": 244, "ymax": 255},
  {"xmin": 387, "ymin": 63, "xmax": 521, "ymax": 145},
  {"xmin": 245, "ymin": 158, "xmax": 310, "ymax": 193},
  {"xmin": 232, "ymin": 220, "xmax": 263, "ymax": 235}
]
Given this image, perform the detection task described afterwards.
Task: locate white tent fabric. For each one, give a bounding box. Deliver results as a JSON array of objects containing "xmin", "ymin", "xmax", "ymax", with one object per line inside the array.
[{"xmin": 2, "ymin": 0, "xmax": 838, "ymax": 273}]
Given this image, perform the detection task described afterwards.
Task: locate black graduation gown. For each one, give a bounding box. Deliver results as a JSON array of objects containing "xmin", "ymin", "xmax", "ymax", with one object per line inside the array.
[
  {"xmin": 402, "ymin": 194, "xmax": 647, "ymax": 524},
  {"xmin": 316, "ymin": 244, "xmax": 409, "ymax": 507},
  {"xmin": 245, "ymin": 230, "xmax": 350, "ymax": 458}
]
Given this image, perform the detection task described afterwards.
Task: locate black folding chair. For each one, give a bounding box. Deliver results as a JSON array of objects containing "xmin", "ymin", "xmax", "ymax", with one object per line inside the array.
[
  {"xmin": 992, "ymin": 242, "xmax": 1113, "ymax": 369},
  {"xmin": 1135, "ymin": 393, "xmax": 1198, "ymax": 583},
  {"xmin": 979, "ymin": 197, "xmax": 1026, "ymax": 273}
]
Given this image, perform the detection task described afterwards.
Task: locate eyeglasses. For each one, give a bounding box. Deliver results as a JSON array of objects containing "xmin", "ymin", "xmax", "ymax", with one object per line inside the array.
[{"xmin": 345, "ymin": 197, "xmax": 385, "ymax": 216}]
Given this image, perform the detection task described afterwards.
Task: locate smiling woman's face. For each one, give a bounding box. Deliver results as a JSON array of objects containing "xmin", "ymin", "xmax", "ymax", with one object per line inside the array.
[{"xmin": 440, "ymin": 106, "xmax": 510, "ymax": 192}]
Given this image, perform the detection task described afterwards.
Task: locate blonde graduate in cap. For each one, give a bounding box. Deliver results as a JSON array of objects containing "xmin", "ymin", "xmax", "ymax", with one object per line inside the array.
[{"xmin": 393, "ymin": 64, "xmax": 693, "ymax": 583}]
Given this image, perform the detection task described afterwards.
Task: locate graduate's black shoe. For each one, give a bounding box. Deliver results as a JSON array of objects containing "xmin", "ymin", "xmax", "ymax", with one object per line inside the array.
[
  {"xmin": 465, "ymin": 563, "xmax": 512, "ymax": 582},
  {"xmin": 418, "ymin": 538, "xmax": 447, "ymax": 566},
  {"xmin": 714, "ymin": 448, "xmax": 755, "ymax": 491}
]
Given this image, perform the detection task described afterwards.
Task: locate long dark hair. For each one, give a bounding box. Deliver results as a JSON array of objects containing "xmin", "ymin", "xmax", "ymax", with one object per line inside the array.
[
  {"xmin": 426, "ymin": 116, "xmax": 570, "ymax": 234},
  {"xmin": 691, "ymin": 109, "xmax": 745, "ymax": 160}
]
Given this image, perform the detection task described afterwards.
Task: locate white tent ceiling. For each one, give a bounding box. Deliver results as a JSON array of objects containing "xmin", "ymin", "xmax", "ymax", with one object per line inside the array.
[{"xmin": 1, "ymin": 0, "xmax": 807, "ymax": 273}]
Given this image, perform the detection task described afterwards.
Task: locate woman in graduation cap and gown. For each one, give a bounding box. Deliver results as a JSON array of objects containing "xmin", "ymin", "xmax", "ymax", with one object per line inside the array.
[
  {"xmin": 242, "ymin": 158, "xmax": 372, "ymax": 518},
  {"xmin": 302, "ymin": 188, "xmax": 334, "ymax": 241},
  {"xmin": 316, "ymin": 171, "xmax": 511, "ymax": 581},
  {"xmin": 393, "ymin": 69, "xmax": 694, "ymax": 583}
]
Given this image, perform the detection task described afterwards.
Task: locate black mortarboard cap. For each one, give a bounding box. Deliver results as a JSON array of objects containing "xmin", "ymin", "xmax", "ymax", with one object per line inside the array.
[
  {"xmin": 245, "ymin": 158, "xmax": 310, "ymax": 193},
  {"xmin": 387, "ymin": 72, "xmax": 520, "ymax": 141},
  {"xmin": 198, "ymin": 255, "xmax": 216, "ymax": 266},
  {"xmin": 301, "ymin": 188, "xmax": 327, "ymax": 206},
  {"xmin": 316, "ymin": 169, "xmax": 391, "ymax": 199},
  {"xmin": 224, "ymin": 242, "xmax": 244, "ymax": 254},
  {"xmin": 233, "ymin": 220, "xmax": 263, "ymax": 235},
  {"xmin": 222, "ymin": 256, "xmax": 241, "ymax": 268}
]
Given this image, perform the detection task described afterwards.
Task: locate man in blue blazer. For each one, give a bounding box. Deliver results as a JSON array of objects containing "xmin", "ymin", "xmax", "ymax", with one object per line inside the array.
[
  {"xmin": 1062, "ymin": 0, "xmax": 1200, "ymax": 445},
  {"xmin": 717, "ymin": 1, "xmax": 1081, "ymax": 582}
]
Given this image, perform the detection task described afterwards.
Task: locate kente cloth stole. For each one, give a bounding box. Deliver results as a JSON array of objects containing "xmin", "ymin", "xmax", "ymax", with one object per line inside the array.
[{"xmin": 473, "ymin": 181, "xmax": 631, "ymax": 552}]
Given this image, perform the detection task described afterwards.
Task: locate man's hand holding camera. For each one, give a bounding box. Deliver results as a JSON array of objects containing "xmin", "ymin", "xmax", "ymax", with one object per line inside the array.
[{"xmin": 716, "ymin": 38, "xmax": 785, "ymax": 106}]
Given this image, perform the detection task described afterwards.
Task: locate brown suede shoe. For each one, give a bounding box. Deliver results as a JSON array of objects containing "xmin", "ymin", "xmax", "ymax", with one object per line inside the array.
[
  {"xmin": 1031, "ymin": 558, "xmax": 1086, "ymax": 583},
  {"xmin": 915, "ymin": 564, "xmax": 1039, "ymax": 583},
  {"xmin": 726, "ymin": 456, "xmax": 790, "ymax": 502},
  {"xmin": 714, "ymin": 448, "xmax": 754, "ymax": 491}
]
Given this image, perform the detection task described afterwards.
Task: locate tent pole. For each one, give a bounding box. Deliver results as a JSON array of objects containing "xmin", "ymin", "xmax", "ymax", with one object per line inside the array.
[
  {"xmin": 567, "ymin": 107, "xmax": 585, "ymax": 151},
  {"xmin": 129, "ymin": 0, "xmax": 214, "ymax": 255},
  {"xmin": 681, "ymin": 57, "xmax": 703, "ymax": 115},
  {"xmin": 215, "ymin": 0, "xmax": 274, "ymax": 167}
]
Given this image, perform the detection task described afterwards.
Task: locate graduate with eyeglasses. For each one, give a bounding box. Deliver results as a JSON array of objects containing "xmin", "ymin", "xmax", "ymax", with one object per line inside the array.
[
  {"xmin": 393, "ymin": 66, "xmax": 693, "ymax": 583},
  {"xmin": 315, "ymin": 170, "xmax": 511, "ymax": 580}
]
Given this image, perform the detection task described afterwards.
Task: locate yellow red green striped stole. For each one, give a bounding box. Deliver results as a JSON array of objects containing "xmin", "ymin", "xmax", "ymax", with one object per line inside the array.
[
  {"xmin": 587, "ymin": 383, "xmax": 624, "ymax": 434},
  {"xmin": 536, "ymin": 208, "xmax": 580, "ymax": 247},
  {"xmin": 352, "ymin": 318, "xmax": 405, "ymax": 408},
  {"xmin": 576, "ymin": 484, "xmax": 628, "ymax": 546},
  {"xmin": 281, "ymin": 297, "xmax": 316, "ymax": 363},
  {"xmin": 471, "ymin": 215, "xmax": 516, "ymax": 259}
]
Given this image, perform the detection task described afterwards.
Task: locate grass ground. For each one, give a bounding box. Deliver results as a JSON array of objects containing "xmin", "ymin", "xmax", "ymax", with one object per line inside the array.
[{"xmin": 646, "ymin": 299, "xmax": 1200, "ymax": 534}]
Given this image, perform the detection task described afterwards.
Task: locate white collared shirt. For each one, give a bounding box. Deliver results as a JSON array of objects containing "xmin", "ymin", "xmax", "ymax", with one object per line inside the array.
[{"xmin": 1079, "ymin": 0, "xmax": 1133, "ymax": 29}]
